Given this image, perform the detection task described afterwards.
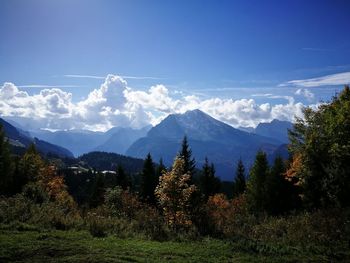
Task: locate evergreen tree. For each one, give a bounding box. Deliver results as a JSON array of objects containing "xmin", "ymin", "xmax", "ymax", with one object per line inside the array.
[
  {"xmin": 0, "ymin": 124, "xmax": 14, "ymax": 196},
  {"xmin": 265, "ymin": 156, "xmax": 301, "ymax": 215},
  {"xmin": 200, "ymin": 157, "xmax": 220, "ymax": 200},
  {"xmin": 115, "ymin": 164, "xmax": 130, "ymax": 190},
  {"xmin": 140, "ymin": 153, "xmax": 157, "ymax": 204},
  {"xmin": 156, "ymin": 158, "xmax": 166, "ymax": 179},
  {"xmin": 289, "ymin": 85, "xmax": 350, "ymax": 208},
  {"xmin": 246, "ymin": 151, "xmax": 269, "ymax": 212},
  {"xmin": 89, "ymin": 173, "xmax": 105, "ymax": 208},
  {"xmin": 265, "ymin": 156, "xmax": 286, "ymax": 214},
  {"xmin": 233, "ymin": 158, "xmax": 246, "ymax": 198},
  {"xmin": 177, "ymin": 136, "xmax": 196, "ymax": 176}
]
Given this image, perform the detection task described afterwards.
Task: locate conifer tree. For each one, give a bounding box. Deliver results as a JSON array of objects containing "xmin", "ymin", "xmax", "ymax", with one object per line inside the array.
[
  {"xmin": 265, "ymin": 156, "xmax": 286, "ymax": 214},
  {"xmin": 233, "ymin": 158, "xmax": 246, "ymax": 198},
  {"xmin": 89, "ymin": 173, "xmax": 105, "ymax": 208},
  {"xmin": 246, "ymin": 151, "xmax": 269, "ymax": 212},
  {"xmin": 156, "ymin": 158, "xmax": 166, "ymax": 179},
  {"xmin": 263, "ymin": 156, "xmax": 301, "ymax": 214},
  {"xmin": 140, "ymin": 153, "xmax": 157, "ymax": 204},
  {"xmin": 115, "ymin": 164, "xmax": 130, "ymax": 190},
  {"xmin": 0, "ymin": 124, "xmax": 14, "ymax": 196},
  {"xmin": 200, "ymin": 157, "xmax": 220, "ymax": 200},
  {"xmin": 178, "ymin": 136, "xmax": 196, "ymax": 176}
]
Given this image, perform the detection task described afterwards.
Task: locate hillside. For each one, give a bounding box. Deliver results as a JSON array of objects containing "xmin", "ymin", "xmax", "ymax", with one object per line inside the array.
[
  {"xmin": 0, "ymin": 117, "xmax": 73, "ymax": 158},
  {"xmin": 79, "ymin": 151, "xmax": 144, "ymax": 174}
]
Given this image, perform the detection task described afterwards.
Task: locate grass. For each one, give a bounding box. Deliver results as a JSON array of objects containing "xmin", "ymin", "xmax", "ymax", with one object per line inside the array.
[{"xmin": 0, "ymin": 228, "xmax": 348, "ymax": 262}]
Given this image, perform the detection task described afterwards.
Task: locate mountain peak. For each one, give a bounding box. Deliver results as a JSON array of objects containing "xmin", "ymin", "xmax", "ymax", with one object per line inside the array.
[
  {"xmin": 147, "ymin": 109, "xmax": 241, "ymax": 141},
  {"xmin": 175, "ymin": 109, "xmax": 220, "ymax": 123},
  {"xmin": 183, "ymin": 109, "xmax": 206, "ymax": 116}
]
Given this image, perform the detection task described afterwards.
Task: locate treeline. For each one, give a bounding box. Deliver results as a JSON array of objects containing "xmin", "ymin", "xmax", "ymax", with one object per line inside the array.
[{"xmin": 0, "ymin": 87, "xmax": 349, "ymax": 253}]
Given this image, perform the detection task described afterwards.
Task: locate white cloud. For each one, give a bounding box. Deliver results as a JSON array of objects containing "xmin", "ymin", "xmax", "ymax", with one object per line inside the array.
[
  {"xmin": 295, "ymin": 88, "xmax": 315, "ymax": 101},
  {"xmin": 281, "ymin": 71, "xmax": 350, "ymax": 87},
  {"xmin": 0, "ymin": 75, "xmax": 311, "ymax": 131}
]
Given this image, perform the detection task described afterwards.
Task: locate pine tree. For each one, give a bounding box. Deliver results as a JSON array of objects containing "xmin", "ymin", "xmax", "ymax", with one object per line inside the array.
[
  {"xmin": 177, "ymin": 136, "xmax": 196, "ymax": 176},
  {"xmin": 115, "ymin": 164, "xmax": 130, "ymax": 190},
  {"xmin": 233, "ymin": 158, "xmax": 246, "ymax": 197},
  {"xmin": 140, "ymin": 153, "xmax": 157, "ymax": 204},
  {"xmin": 156, "ymin": 158, "xmax": 166, "ymax": 179},
  {"xmin": 0, "ymin": 124, "xmax": 14, "ymax": 196},
  {"xmin": 265, "ymin": 156, "xmax": 286, "ymax": 214},
  {"xmin": 265, "ymin": 156, "xmax": 301, "ymax": 214},
  {"xmin": 200, "ymin": 157, "xmax": 220, "ymax": 200},
  {"xmin": 89, "ymin": 173, "xmax": 105, "ymax": 208},
  {"xmin": 246, "ymin": 151, "xmax": 269, "ymax": 212}
]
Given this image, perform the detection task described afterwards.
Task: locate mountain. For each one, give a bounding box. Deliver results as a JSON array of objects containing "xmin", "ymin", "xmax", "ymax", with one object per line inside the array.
[
  {"xmin": 31, "ymin": 129, "xmax": 107, "ymax": 157},
  {"xmin": 126, "ymin": 109, "xmax": 281, "ymax": 180},
  {"xmin": 254, "ymin": 119, "xmax": 293, "ymax": 144},
  {"xmin": 0, "ymin": 117, "xmax": 73, "ymax": 158},
  {"xmin": 268, "ymin": 144, "xmax": 289, "ymax": 164},
  {"xmin": 30, "ymin": 126, "xmax": 150, "ymax": 157},
  {"xmin": 237, "ymin": 126, "xmax": 254, "ymax": 133},
  {"xmin": 93, "ymin": 126, "xmax": 150, "ymax": 154}
]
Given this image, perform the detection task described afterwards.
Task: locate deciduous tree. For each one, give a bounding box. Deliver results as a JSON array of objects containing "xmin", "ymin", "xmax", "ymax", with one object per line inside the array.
[{"xmin": 155, "ymin": 157, "xmax": 197, "ymax": 230}]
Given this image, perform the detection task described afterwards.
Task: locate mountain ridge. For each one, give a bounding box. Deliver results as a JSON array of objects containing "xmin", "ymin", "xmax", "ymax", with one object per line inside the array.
[
  {"xmin": 0, "ymin": 117, "xmax": 73, "ymax": 158},
  {"xmin": 127, "ymin": 109, "xmax": 282, "ymax": 180}
]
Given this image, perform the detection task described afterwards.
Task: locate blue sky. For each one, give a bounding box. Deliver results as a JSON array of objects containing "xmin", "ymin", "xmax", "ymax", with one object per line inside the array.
[{"xmin": 1, "ymin": 0, "xmax": 350, "ymax": 131}]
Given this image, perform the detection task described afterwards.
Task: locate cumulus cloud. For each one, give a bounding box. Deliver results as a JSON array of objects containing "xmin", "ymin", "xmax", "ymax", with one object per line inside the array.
[
  {"xmin": 295, "ymin": 88, "xmax": 315, "ymax": 101},
  {"xmin": 280, "ymin": 71, "xmax": 350, "ymax": 87},
  {"xmin": 0, "ymin": 75, "xmax": 310, "ymax": 131}
]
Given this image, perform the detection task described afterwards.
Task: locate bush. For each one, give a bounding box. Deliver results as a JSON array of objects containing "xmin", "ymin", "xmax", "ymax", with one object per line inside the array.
[
  {"xmin": 134, "ymin": 205, "xmax": 169, "ymax": 241},
  {"xmin": 248, "ymin": 208, "xmax": 350, "ymax": 248},
  {"xmin": 29, "ymin": 201, "xmax": 82, "ymax": 230},
  {"xmin": 88, "ymin": 215, "xmax": 107, "ymax": 238},
  {"xmin": 105, "ymin": 187, "xmax": 142, "ymax": 219},
  {"xmin": 0, "ymin": 195, "xmax": 33, "ymax": 223},
  {"xmin": 22, "ymin": 183, "xmax": 48, "ymax": 204}
]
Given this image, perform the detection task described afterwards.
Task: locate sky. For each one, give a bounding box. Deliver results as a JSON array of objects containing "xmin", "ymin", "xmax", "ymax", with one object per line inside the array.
[{"xmin": 1, "ymin": 0, "xmax": 350, "ymax": 131}]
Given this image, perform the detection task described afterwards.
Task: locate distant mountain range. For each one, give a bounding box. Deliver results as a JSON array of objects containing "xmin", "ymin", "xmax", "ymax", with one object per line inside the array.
[
  {"xmin": 2, "ymin": 111, "xmax": 294, "ymax": 180},
  {"xmin": 254, "ymin": 119, "xmax": 293, "ymax": 144},
  {"xmin": 0, "ymin": 117, "xmax": 73, "ymax": 158},
  {"xmin": 126, "ymin": 110, "xmax": 290, "ymax": 180},
  {"xmin": 29, "ymin": 126, "xmax": 150, "ymax": 157}
]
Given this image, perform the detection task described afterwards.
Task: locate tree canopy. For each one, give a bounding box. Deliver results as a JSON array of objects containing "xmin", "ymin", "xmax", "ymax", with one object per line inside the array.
[{"xmin": 289, "ymin": 85, "xmax": 350, "ymax": 208}]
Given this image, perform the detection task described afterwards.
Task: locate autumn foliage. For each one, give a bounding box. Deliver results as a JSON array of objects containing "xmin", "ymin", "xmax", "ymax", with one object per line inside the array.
[{"xmin": 155, "ymin": 157, "xmax": 197, "ymax": 229}]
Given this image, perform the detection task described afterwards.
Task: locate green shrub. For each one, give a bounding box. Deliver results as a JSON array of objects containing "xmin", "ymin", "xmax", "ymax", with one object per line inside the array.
[
  {"xmin": 88, "ymin": 216, "xmax": 107, "ymax": 238},
  {"xmin": 0, "ymin": 195, "xmax": 33, "ymax": 223},
  {"xmin": 250, "ymin": 208, "xmax": 350, "ymax": 247},
  {"xmin": 29, "ymin": 202, "xmax": 82, "ymax": 230},
  {"xmin": 22, "ymin": 183, "xmax": 48, "ymax": 204}
]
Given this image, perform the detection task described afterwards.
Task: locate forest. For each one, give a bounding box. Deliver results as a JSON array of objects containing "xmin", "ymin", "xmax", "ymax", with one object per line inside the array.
[{"xmin": 1, "ymin": 86, "xmax": 350, "ymax": 262}]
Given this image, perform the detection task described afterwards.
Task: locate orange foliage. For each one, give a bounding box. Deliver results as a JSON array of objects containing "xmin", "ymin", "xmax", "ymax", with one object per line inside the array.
[
  {"xmin": 285, "ymin": 153, "xmax": 303, "ymax": 186},
  {"xmin": 206, "ymin": 194, "xmax": 230, "ymax": 231},
  {"xmin": 206, "ymin": 193, "xmax": 249, "ymax": 236},
  {"xmin": 40, "ymin": 165, "xmax": 76, "ymax": 209}
]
